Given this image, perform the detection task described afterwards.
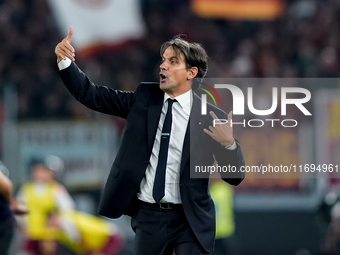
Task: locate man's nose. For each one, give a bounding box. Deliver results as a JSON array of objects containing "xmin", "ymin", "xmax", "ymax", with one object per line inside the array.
[{"xmin": 160, "ymin": 61, "xmax": 167, "ymax": 70}]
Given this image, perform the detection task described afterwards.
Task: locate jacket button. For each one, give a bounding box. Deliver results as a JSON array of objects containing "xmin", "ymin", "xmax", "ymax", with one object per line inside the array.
[
  {"xmin": 237, "ymin": 153, "xmax": 242, "ymax": 162},
  {"xmin": 144, "ymin": 161, "xmax": 149, "ymax": 165}
]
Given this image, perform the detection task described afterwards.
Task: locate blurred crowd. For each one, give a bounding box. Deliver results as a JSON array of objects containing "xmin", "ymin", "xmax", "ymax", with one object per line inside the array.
[{"xmin": 0, "ymin": 0, "xmax": 339, "ymax": 120}]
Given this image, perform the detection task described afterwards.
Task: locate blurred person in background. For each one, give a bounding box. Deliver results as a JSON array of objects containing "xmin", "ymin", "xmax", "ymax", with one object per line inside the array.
[
  {"xmin": 323, "ymin": 199, "xmax": 340, "ymax": 254},
  {"xmin": 0, "ymin": 168, "xmax": 28, "ymax": 255},
  {"xmin": 47, "ymin": 210, "xmax": 123, "ymax": 255},
  {"xmin": 55, "ymin": 27, "xmax": 245, "ymax": 255},
  {"xmin": 210, "ymin": 169, "xmax": 238, "ymax": 255},
  {"xmin": 17, "ymin": 163, "xmax": 75, "ymax": 255}
]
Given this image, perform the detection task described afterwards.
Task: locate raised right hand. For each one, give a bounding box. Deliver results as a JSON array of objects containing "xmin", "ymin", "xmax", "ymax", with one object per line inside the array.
[{"xmin": 55, "ymin": 26, "xmax": 75, "ymax": 63}]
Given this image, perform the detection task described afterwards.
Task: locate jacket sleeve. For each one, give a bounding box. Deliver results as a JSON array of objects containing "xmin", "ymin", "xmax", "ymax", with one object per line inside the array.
[
  {"xmin": 57, "ymin": 62, "xmax": 139, "ymax": 119},
  {"xmin": 214, "ymin": 140, "xmax": 245, "ymax": 186},
  {"xmin": 211, "ymin": 111, "xmax": 245, "ymax": 186}
]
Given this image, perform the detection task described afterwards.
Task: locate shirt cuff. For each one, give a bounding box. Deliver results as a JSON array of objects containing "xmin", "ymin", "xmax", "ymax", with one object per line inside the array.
[
  {"xmin": 225, "ymin": 140, "xmax": 236, "ymax": 150},
  {"xmin": 58, "ymin": 57, "xmax": 72, "ymax": 70}
]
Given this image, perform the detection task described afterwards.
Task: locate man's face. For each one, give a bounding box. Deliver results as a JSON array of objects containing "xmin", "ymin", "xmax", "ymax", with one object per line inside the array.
[{"xmin": 159, "ymin": 46, "xmax": 192, "ymax": 97}]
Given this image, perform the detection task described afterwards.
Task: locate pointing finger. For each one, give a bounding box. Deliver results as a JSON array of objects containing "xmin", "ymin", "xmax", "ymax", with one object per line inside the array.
[
  {"xmin": 228, "ymin": 111, "xmax": 233, "ymax": 123},
  {"xmin": 209, "ymin": 111, "xmax": 218, "ymax": 120},
  {"xmin": 67, "ymin": 26, "xmax": 73, "ymax": 43}
]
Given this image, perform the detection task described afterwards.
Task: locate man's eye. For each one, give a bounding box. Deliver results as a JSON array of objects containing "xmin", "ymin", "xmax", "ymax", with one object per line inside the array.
[{"xmin": 171, "ymin": 60, "xmax": 177, "ymax": 64}]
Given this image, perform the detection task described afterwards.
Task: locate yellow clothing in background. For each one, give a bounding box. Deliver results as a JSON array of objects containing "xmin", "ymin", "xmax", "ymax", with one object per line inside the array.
[
  {"xmin": 210, "ymin": 181, "xmax": 235, "ymax": 239},
  {"xmin": 57, "ymin": 211, "xmax": 115, "ymax": 253},
  {"xmin": 21, "ymin": 181, "xmax": 59, "ymax": 240}
]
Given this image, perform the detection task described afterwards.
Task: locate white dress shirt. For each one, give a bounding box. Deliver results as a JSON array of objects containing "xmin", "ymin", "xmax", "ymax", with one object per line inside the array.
[{"xmin": 137, "ymin": 91, "xmax": 192, "ymax": 204}]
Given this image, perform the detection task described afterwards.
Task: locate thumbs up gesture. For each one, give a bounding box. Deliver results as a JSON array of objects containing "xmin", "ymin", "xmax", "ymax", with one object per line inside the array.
[{"xmin": 55, "ymin": 26, "xmax": 75, "ymax": 63}]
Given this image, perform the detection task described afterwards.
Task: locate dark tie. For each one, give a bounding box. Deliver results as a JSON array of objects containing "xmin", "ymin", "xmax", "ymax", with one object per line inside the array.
[{"xmin": 153, "ymin": 98, "xmax": 176, "ymax": 203}]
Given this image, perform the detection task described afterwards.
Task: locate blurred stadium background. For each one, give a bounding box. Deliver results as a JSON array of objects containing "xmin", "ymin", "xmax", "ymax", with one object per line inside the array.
[{"xmin": 1, "ymin": 0, "xmax": 340, "ymax": 254}]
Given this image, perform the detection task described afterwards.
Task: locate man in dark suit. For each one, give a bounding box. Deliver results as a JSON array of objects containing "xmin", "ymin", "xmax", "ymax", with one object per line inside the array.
[{"xmin": 55, "ymin": 27, "xmax": 245, "ymax": 255}]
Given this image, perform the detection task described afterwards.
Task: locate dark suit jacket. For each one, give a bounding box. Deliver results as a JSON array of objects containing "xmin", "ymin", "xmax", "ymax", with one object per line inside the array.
[{"xmin": 58, "ymin": 62, "xmax": 245, "ymax": 252}]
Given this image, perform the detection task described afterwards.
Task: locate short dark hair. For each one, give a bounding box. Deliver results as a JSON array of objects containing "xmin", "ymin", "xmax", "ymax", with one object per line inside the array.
[{"xmin": 160, "ymin": 36, "xmax": 208, "ymax": 81}]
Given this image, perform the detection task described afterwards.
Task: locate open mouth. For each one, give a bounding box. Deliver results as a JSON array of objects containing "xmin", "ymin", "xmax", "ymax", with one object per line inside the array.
[{"xmin": 160, "ymin": 73, "xmax": 167, "ymax": 82}]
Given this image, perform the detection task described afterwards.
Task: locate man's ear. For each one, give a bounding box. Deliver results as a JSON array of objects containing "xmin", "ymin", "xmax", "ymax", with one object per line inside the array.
[{"xmin": 188, "ymin": 67, "xmax": 198, "ymax": 80}]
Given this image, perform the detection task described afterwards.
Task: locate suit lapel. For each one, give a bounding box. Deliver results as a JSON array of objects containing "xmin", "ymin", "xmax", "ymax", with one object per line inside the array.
[
  {"xmin": 147, "ymin": 91, "xmax": 164, "ymax": 154},
  {"xmin": 180, "ymin": 92, "xmax": 208, "ymax": 175}
]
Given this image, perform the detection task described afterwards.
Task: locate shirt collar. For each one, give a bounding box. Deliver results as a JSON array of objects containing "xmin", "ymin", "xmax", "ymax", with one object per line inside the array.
[{"xmin": 164, "ymin": 89, "xmax": 192, "ymax": 109}]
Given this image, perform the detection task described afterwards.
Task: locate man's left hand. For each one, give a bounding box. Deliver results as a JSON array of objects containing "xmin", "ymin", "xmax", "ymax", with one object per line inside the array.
[{"xmin": 203, "ymin": 111, "xmax": 234, "ymax": 147}]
